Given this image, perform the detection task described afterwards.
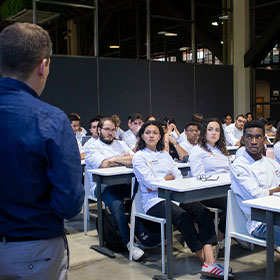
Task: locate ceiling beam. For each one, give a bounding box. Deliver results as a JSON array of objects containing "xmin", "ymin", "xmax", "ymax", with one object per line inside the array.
[{"xmin": 244, "ymin": 11, "xmax": 280, "ymax": 67}]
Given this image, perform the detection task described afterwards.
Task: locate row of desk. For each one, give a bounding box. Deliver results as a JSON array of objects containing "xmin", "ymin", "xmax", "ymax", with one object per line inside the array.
[{"xmin": 85, "ymin": 147, "xmax": 280, "ymax": 280}]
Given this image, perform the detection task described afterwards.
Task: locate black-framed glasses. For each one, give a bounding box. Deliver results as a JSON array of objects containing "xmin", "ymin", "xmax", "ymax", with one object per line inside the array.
[{"xmin": 196, "ymin": 174, "xmax": 220, "ymax": 182}]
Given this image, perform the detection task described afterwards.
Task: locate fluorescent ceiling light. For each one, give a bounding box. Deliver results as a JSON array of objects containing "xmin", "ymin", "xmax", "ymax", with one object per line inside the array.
[
  {"xmin": 219, "ymin": 15, "xmax": 228, "ymax": 20},
  {"xmin": 179, "ymin": 47, "xmax": 189, "ymax": 51},
  {"xmin": 165, "ymin": 32, "xmax": 177, "ymax": 37},
  {"xmin": 109, "ymin": 45, "xmax": 120, "ymax": 49},
  {"xmin": 158, "ymin": 31, "xmax": 177, "ymax": 36},
  {"xmin": 212, "ymin": 22, "xmax": 218, "ymax": 26}
]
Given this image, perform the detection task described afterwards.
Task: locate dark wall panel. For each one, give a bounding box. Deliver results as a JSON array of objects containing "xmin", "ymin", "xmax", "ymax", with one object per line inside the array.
[
  {"xmin": 41, "ymin": 55, "xmax": 98, "ymax": 129},
  {"xmin": 195, "ymin": 64, "xmax": 233, "ymax": 122},
  {"xmin": 99, "ymin": 58, "xmax": 150, "ymax": 129},
  {"xmin": 151, "ymin": 61, "xmax": 194, "ymax": 131}
]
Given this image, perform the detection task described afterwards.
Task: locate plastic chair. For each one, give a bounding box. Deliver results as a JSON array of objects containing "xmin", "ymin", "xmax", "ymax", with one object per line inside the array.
[
  {"xmin": 83, "ymin": 170, "xmax": 103, "ymax": 235},
  {"xmin": 223, "ymin": 190, "xmax": 266, "ymax": 280},
  {"xmin": 129, "ymin": 178, "xmax": 166, "ymax": 273}
]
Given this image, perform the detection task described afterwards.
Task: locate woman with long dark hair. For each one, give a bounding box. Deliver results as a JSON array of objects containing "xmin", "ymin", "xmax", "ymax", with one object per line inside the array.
[
  {"xmin": 188, "ymin": 118, "xmax": 229, "ymax": 244},
  {"xmin": 132, "ymin": 120, "xmax": 233, "ymax": 279}
]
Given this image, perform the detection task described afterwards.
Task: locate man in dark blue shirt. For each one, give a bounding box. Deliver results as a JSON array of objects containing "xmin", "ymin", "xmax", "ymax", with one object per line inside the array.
[{"xmin": 0, "ymin": 23, "xmax": 84, "ymax": 280}]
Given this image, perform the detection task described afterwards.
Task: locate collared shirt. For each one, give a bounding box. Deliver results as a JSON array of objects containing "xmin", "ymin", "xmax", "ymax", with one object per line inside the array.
[
  {"xmin": 123, "ymin": 129, "xmax": 137, "ymax": 149},
  {"xmin": 0, "ymin": 78, "xmax": 84, "ymax": 239},
  {"xmin": 179, "ymin": 139, "xmax": 196, "ymax": 154},
  {"xmin": 189, "ymin": 144, "xmax": 230, "ymax": 177},
  {"xmin": 230, "ymin": 151, "xmax": 280, "ymax": 234},
  {"xmin": 224, "ymin": 123, "xmax": 243, "ymax": 146},
  {"xmin": 178, "ymin": 132, "xmax": 187, "ymax": 143},
  {"xmin": 133, "ymin": 148, "xmax": 182, "ymax": 213},
  {"xmin": 84, "ymin": 138, "xmax": 133, "ymax": 196}
]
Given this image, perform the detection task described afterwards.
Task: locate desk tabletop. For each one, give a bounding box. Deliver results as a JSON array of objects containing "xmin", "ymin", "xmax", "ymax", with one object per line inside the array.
[
  {"xmin": 87, "ymin": 161, "xmax": 190, "ymax": 176},
  {"xmin": 156, "ymin": 173, "xmax": 231, "ymax": 192},
  {"xmin": 243, "ymin": 195, "xmax": 280, "ymax": 213}
]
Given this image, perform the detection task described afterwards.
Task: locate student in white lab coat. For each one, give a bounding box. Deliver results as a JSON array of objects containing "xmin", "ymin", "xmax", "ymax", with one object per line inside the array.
[
  {"xmin": 189, "ymin": 118, "xmax": 229, "ymax": 243},
  {"xmin": 231, "ymin": 120, "xmax": 280, "ymax": 246},
  {"xmin": 133, "ymin": 120, "xmax": 233, "ymax": 279}
]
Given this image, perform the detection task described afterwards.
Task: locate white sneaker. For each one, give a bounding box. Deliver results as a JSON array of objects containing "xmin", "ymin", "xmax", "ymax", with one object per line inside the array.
[{"xmin": 127, "ymin": 242, "xmax": 144, "ymax": 261}]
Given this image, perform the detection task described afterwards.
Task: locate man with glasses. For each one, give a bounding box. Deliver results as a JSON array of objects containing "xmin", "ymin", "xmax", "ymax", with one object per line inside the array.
[
  {"xmin": 230, "ymin": 120, "xmax": 280, "ymax": 247},
  {"xmin": 84, "ymin": 117, "xmax": 144, "ymax": 260},
  {"xmin": 224, "ymin": 114, "xmax": 246, "ymax": 146},
  {"xmin": 179, "ymin": 122, "xmax": 200, "ymax": 154}
]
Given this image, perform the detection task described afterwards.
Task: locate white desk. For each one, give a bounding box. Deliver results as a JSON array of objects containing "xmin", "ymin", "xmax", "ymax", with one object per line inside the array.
[
  {"xmin": 226, "ymin": 146, "xmax": 239, "ymax": 155},
  {"xmin": 243, "ymin": 196, "xmax": 280, "ymax": 280},
  {"xmin": 155, "ymin": 173, "xmax": 231, "ymax": 279},
  {"xmin": 87, "ymin": 162, "xmax": 190, "ymax": 258}
]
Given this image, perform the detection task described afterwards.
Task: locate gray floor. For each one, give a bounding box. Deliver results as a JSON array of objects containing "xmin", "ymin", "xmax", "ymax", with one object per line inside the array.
[{"xmin": 66, "ymin": 204, "xmax": 280, "ymax": 280}]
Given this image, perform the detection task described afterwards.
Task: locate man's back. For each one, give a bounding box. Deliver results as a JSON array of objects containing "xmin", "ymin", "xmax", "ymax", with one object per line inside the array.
[{"xmin": 0, "ymin": 77, "xmax": 84, "ymax": 239}]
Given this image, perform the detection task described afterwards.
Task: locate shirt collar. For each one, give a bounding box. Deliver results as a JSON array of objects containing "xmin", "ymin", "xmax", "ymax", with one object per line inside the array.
[
  {"xmin": 243, "ymin": 149, "xmax": 263, "ymax": 163},
  {"xmin": 0, "ymin": 77, "xmax": 39, "ymax": 99}
]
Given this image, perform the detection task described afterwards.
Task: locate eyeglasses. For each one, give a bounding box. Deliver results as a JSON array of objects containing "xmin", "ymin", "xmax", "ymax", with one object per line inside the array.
[
  {"xmin": 244, "ymin": 134, "xmax": 263, "ymax": 141},
  {"xmin": 186, "ymin": 129, "xmax": 199, "ymax": 133},
  {"xmin": 102, "ymin": 127, "xmax": 116, "ymax": 133},
  {"xmin": 237, "ymin": 119, "xmax": 246, "ymax": 124},
  {"xmin": 196, "ymin": 174, "xmax": 220, "ymax": 182}
]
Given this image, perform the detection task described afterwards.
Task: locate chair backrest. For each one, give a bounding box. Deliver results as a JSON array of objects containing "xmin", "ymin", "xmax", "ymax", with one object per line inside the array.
[
  {"xmin": 227, "ymin": 190, "xmax": 250, "ymax": 236},
  {"xmin": 82, "ymin": 136, "xmax": 91, "ymax": 146},
  {"xmin": 84, "ymin": 170, "xmax": 97, "ymax": 200},
  {"xmin": 131, "ymin": 177, "xmax": 145, "ymax": 214}
]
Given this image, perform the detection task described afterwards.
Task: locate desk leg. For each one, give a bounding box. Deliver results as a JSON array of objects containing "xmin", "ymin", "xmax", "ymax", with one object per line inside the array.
[
  {"xmin": 90, "ymin": 175, "xmax": 115, "ymax": 258},
  {"xmin": 266, "ymin": 211, "xmax": 274, "ymax": 280},
  {"xmin": 153, "ymin": 190, "xmax": 174, "ymax": 280}
]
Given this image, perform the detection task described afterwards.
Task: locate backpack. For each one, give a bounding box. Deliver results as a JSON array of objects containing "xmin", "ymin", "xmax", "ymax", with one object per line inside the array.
[{"xmin": 96, "ymin": 209, "xmax": 127, "ymax": 252}]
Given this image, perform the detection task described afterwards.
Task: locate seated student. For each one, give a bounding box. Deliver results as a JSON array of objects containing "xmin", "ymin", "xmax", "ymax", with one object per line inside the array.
[
  {"xmin": 132, "ymin": 121, "xmax": 233, "ymax": 279},
  {"xmin": 83, "ymin": 117, "xmax": 100, "ymax": 149},
  {"xmin": 273, "ymin": 122, "xmax": 280, "ymax": 164},
  {"xmin": 69, "ymin": 113, "xmax": 87, "ymax": 144},
  {"xmin": 161, "ymin": 121, "xmax": 188, "ymax": 161},
  {"xmin": 222, "ymin": 114, "xmax": 232, "ymax": 130},
  {"xmin": 163, "ymin": 116, "xmax": 180, "ymax": 141},
  {"xmin": 178, "ymin": 122, "xmax": 200, "ymax": 154},
  {"xmin": 265, "ymin": 117, "xmax": 277, "ymax": 136},
  {"xmin": 246, "ymin": 112, "xmax": 253, "ymax": 122},
  {"xmin": 84, "ymin": 117, "xmax": 144, "ymax": 260},
  {"xmin": 231, "ymin": 120, "xmax": 280, "ymax": 246},
  {"xmin": 111, "ymin": 114, "xmax": 125, "ymax": 140},
  {"xmin": 145, "ymin": 114, "xmax": 156, "ymax": 122},
  {"xmin": 224, "ymin": 114, "xmax": 246, "ymax": 146},
  {"xmin": 68, "ymin": 114, "xmax": 85, "ymax": 160},
  {"xmin": 189, "ymin": 118, "xmax": 229, "ymax": 242},
  {"xmin": 123, "ymin": 113, "xmax": 143, "ymax": 150}
]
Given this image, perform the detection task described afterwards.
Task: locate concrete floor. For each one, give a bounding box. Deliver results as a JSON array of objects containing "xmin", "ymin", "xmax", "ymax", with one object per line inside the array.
[{"xmin": 65, "ymin": 205, "xmax": 280, "ymax": 280}]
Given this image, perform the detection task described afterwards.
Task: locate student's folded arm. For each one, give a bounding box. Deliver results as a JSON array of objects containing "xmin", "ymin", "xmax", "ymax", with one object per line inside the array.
[
  {"xmin": 84, "ymin": 144, "xmax": 105, "ymax": 169},
  {"xmin": 111, "ymin": 155, "xmax": 133, "ymax": 167},
  {"xmin": 132, "ymin": 155, "xmax": 166, "ymax": 191}
]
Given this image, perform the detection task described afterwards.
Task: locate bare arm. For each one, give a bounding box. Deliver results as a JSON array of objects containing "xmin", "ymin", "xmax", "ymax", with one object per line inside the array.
[
  {"xmin": 269, "ymin": 185, "xmax": 280, "ymax": 195},
  {"xmin": 169, "ymin": 136, "xmax": 188, "ymax": 160}
]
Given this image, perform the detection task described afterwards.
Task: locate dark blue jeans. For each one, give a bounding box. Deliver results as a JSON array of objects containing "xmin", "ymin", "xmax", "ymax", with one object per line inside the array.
[
  {"xmin": 101, "ymin": 184, "xmax": 131, "ymax": 246},
  {"xmin": 251, "ymin": 223, "xmax": 280, "ymax": 246}
]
